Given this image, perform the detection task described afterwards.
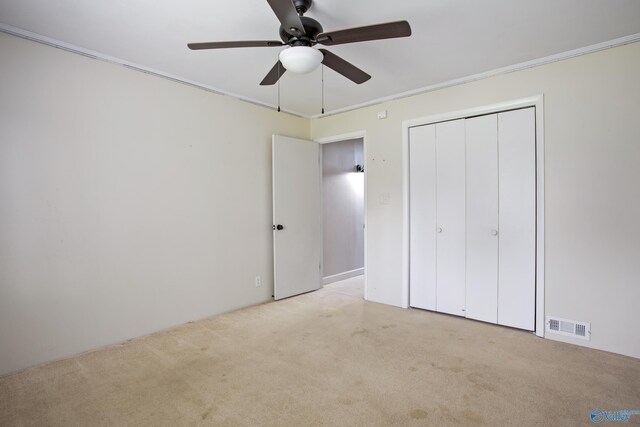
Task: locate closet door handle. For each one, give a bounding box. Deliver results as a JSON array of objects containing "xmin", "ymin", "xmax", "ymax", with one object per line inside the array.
[
  {"xmin": 437, "ymin": 227, "xmax": 443, "ymax": 234},
  {"xmin": 491, "ymin": 229, "xmax": 498, "ymax": 236}
]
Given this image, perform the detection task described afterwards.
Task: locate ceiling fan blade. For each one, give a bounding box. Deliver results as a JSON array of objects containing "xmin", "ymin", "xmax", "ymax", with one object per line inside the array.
[
  {"xmin": 319, "ymin": 49, "xmax": 371, "ymax": 84},
  {"xmin": 317, "ymin": 20, "xmax": 411, "ymax": 46},
  {"xmin": 260, "ymin": 61, "xmax": 287, "ymax": 85},
  {"xmin": 266, "ymin": 0, "xmax": 306, "ymax": 36},
  {"xmin": 188, "ymin": 40, "xmax": 284, "ymax": 50}
]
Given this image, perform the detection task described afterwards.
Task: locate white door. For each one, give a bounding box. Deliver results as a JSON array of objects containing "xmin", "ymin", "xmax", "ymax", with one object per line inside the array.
[
  {"xmin": 409, "ymin": 109, "xmax": 535, "ymax": 329},
  {"xmin": 272, "ymin": 135, "xmax": 322, "ymax": 300},
  {"xmin": 498, "ymin": 108, "xmax": 536, "ymax": 330},
  {"xmin": 409, "ymin": 124, "xmax": 437, "ymax": 310},
  {"xmin": 435, "ymin": 120, "xmax": 466, "ymax": 316},
  {"xmin": 465, "ymin": 114, "xmax": 499, "ymax": 324}
]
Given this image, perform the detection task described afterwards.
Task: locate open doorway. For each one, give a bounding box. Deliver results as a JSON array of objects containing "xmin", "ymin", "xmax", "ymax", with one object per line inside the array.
[{"xmin": 321, "ymin": 138, "xmax": 365, "ymax": 298}]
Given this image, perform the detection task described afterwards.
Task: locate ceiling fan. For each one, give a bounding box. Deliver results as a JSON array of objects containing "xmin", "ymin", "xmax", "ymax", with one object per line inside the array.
[{"xmin": 188, "ymin": 0, "xmax": 412, "ymax": 86}]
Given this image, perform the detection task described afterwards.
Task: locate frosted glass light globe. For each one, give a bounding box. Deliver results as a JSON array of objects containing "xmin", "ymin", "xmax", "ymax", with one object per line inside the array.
[{"xmin": 279, "ymin": 46, "xmax": 323, "ymax": 74}]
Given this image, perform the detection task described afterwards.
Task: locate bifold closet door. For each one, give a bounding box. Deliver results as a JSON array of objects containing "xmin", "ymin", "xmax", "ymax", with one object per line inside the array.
[
  {"xmin": 435, "ymin": 120, "xmax": 466, "ymax": 316},
  {"xmin": 409, "ymin": 125, "xmax": 437, "ymax": 310},
  {"xmin": 465, "ymin": 114, "xmax": 499, "ymax": 324},
  {"xmin": 498, "ymin": 108, "xmax": 536, "ymax": 330}
]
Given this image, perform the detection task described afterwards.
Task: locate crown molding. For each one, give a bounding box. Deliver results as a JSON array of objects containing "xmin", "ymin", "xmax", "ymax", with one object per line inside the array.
[
  {"xmin": 310, "ymin": 32, "xmax": 640, "ymax": 119},
  {"xmin": 2, "ymin": 23, "xmax": 639, "ymax": 120},
  {"xmin": 0, "ymin": 23, "xmax": 305, "ymax": 118}
]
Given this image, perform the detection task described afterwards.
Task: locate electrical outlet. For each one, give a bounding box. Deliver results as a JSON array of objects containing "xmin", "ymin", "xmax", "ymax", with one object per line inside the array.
[{"xmin": 255, "ymin": 276, "xmax": 262, "ymax": 287}]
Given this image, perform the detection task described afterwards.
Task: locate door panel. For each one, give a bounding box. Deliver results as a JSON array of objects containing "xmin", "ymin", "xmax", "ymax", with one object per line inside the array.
[
  {"xmin": 465, "ymin": 114, "xmax": 499, "ymax": 324},
  {"xmin": 409, "ymin": 125, "xmax": 437, "ymax": 310},
  {"xmin": 498, "ymin": 108, "xmax": 536, "ymax": 330},
  {"xmin": 272, "ymin": 135, "xmax": 322, "ymax": 300},
  {"xmin": 435, "ymin": 120, "xmax": 466, "ymax": 316}
]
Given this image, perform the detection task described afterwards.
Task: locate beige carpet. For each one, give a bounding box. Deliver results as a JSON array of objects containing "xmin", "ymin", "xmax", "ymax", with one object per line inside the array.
[{"xmin": 1, "ymin": 276, "xmax": 639, "ymax": 426}]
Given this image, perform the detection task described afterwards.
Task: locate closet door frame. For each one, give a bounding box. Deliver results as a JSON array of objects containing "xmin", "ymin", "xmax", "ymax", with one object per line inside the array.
[{"xmin": 402, "ymin": 95, "xmax": 545, "ymax": 337}]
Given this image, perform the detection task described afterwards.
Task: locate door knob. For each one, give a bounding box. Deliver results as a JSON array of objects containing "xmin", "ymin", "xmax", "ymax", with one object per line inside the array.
[
  {"xmin": 437, "ymin": 227, "xmax": 443, "ymax": 233},
  {"xmin": 275, "ymin": 224, "xmax": 284, "ymax": 231},
  {"xmin": 491, "ymin": 229, "xmax": 498, "ymax": 236}
]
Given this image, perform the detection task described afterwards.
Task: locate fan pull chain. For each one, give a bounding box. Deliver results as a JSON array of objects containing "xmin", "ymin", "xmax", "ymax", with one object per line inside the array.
[
  {"xmin": 277, "ymin": 61, "xmax": 281, "ymax": 112},
  {"xmin": 321, "ymin": 64, "xmax": 325, "ymax": 115}
]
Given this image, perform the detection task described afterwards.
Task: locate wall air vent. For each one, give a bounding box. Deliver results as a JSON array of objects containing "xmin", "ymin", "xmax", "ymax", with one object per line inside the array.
[{"xmin": 545, "ymin": 316, "xmax": 591, "ymax": 341}]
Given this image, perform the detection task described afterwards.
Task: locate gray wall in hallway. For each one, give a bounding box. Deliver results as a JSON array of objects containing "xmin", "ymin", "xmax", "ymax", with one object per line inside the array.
[{"xmin": 322, "ymin": 138, "xmax": 364, "ymax": 278}]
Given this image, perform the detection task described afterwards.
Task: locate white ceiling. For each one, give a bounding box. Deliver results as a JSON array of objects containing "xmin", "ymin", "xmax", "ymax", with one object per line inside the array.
[{"xmin": 1, "ymin": 0, "xmax": 640, "ymax": 117}]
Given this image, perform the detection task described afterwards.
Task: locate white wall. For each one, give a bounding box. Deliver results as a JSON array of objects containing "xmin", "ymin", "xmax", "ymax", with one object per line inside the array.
[
  {"xmin": 0, "ymin": 33, "xmax": 309, "ymax": 376},
  {"xmin": 1, "ymin": 31, "xmax": 639, "ymax": 375},
  {"xmin": 311, "ymin": 42, "xmax": 640, "ymax": 359},
  {"xmin": 321, "ymin": 138, "xmax": 364, "ymax": 279}
]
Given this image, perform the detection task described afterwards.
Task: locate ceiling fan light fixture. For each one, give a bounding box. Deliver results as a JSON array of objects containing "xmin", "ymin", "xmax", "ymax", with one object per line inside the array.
[{"xmin": 279, "ymin": 46, "xmax": 323, "ymax": 74}]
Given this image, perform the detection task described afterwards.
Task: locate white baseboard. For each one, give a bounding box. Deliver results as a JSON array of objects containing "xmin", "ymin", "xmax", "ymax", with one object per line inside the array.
[{"xmin": 323, "ymin": 268, "xmax": 364, "ymax": 285}]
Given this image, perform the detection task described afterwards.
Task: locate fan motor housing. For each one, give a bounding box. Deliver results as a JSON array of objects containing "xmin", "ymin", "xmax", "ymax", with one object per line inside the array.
[
  {"xmin": 293, "ymin": 0, "xmax": 313, "ymax": 14},
  {"xmin": 279, "ymin": 16, "xmax": 323, "ymax": 45}
]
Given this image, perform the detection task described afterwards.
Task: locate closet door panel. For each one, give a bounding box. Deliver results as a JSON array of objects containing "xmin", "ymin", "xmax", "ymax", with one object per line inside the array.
[
  {"xmin": 435, "ymin": 120, "xmax": 466, "ymax": 316},
  {"xmin": 409, "ymin": 125, "xmax": 437, "ymax": 310},
  {"xmin": 465, "ymin": 114, "xmax": 499, "ymax": 324},
  {"xmin": 498, "ymin": 108, "xmax": 536, "ymax": 330}
]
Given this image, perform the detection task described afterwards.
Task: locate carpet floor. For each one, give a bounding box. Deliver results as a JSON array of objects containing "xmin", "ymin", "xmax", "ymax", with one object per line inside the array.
[{"xmin": 1, "ymin": 276, "xmax": 639, "ymax": 426}]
